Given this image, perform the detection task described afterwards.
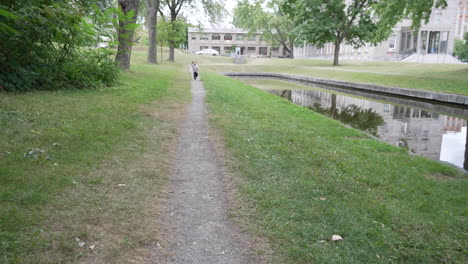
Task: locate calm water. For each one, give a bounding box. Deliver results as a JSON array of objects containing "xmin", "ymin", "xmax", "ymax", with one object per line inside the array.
[{"xmin": 238, "ymin": 77, "xmax": 468, "ymax": 170}]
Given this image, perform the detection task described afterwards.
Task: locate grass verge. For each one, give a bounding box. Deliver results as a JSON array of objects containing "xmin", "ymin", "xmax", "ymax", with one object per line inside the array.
[
  {"xmin": 203, "ymin": 72, "xmax": 467, "ymax": 263},
  {"xmin": 0, "ymin": 50, "xmax": 190, "ymax": 263},
  {"xmin": 202, "ymin": 58, "xmax": 468, "ymax": 96}
]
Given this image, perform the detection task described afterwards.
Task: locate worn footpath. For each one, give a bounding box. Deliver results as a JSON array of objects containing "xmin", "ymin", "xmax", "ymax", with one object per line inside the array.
[{"xmin": 151, "ymin": 76, "xmax": 261, "ymax": 263}]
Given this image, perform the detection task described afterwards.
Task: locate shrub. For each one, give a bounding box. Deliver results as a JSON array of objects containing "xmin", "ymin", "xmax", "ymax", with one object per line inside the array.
[
  {"xmin": 453, "ymin": 33, "xmax": 468, "ymax": 62},
  {"xmin": 0, "ymin": 2, "xmax": 119, "ymax": 92},
  {"xmin": 54, "ymin": 49, "xmax": 120, "ymax": 90}
]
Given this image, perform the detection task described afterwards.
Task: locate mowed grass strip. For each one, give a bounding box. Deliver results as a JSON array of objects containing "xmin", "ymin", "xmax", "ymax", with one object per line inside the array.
[
  {"xmin": 203, "ymin": 58, "xmax": 468, "ymax": 96},
  {"xmin": 0, "ymin": 53, "xmax": 190, "ymax": 263},
  {"xmin": 203, "ymin": 73, "xmax": 467, "ymax": 263}
]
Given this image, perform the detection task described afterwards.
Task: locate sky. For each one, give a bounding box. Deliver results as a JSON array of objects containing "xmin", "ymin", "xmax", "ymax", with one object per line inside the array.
[
  {"xmin": 184, "ymin": 0, "xmax": 238, "ymax": 28},
  {"xmin": 440, "ymin": 126, "xmax": 467, "ymax": 168}
]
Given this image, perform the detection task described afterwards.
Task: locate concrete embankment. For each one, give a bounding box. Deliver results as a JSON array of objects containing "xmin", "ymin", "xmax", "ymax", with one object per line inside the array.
[{"xmin": 224, "ymin": 72, "xmax": 468, "ymax": 106}]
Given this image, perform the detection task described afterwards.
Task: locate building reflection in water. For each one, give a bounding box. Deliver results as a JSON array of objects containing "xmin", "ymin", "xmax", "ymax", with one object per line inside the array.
[{"xmin": 276, "ymin": 89, "xmax": 467, "ymax": 169}]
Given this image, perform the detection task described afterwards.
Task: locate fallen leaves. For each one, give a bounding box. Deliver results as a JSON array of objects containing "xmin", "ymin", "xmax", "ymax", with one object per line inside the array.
[{"xmin": 75, "ymin": 238, "xmax": 97, "ymax": 250}]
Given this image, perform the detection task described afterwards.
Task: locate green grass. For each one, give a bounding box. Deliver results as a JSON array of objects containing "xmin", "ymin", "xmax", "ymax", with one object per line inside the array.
[
  {"xmin": 0, "ymin": 48, "xmax": 191, "ymax": 263},
  {"xmin": 2, "ymin": 47, "xmax": 465, "ymax": 263},
  {"xmin": 202, "ymin": 57, "xmax": 468, "ymax": 95},
  {"xmin": 203, "ymin": 72, "xmax": 467, "ymax": 263}
]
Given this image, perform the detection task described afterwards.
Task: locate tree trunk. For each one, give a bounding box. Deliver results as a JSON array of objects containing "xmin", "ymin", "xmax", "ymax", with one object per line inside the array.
[
  {"xmin": 331, "ymin": 94, "xmax": 337, "ymax": 118},
  {"xmin": 168, "ymin": 45, "xmax": 175, "ymax": 61},
  {"xmin": 333, "ymin": 40, "xmax": 341, "ymax": 66},
  {"xmin": 168, "ymin": 12, "xmax": 177, "ymax": 62},
  {"xmin": 289, "ymin": 43, "xmax": 294, "ymax": 59},
  {"xmin": 115, "ymin": 0, "xmax": 140, "ymax": 69},
  {"xmin": 146, "ymin": 0, "xmax": 159, "ymax": 64}
]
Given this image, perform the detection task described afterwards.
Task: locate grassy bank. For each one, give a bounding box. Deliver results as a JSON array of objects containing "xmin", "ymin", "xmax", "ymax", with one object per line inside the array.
[
  {"xmin": 203, "ymin": 72, "xmax": 467, "ymax": 263},
  {"xmin": 202, "ymin": 58, "xmax": 468, "ymax": 96},
  {"xmin": 0, "ymin": 50, "xmax": 190, "ymax": 263}
]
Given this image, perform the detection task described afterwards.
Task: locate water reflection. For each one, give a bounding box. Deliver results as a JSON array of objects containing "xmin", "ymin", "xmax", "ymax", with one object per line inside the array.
[{"xmin": 270, "ymin": 89, "xmax": 467, "ymax": 170}]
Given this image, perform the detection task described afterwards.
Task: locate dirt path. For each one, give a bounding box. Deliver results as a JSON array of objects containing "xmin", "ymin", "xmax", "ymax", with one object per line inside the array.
[{"xmin": 151, "ymin": 78, "xmax": 260, "ymax": 263}]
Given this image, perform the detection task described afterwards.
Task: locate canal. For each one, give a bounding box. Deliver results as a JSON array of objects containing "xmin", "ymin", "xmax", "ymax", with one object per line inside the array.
[{"xmin": 234, "ymin": 77, "xmax": 468, "ymax": 170}]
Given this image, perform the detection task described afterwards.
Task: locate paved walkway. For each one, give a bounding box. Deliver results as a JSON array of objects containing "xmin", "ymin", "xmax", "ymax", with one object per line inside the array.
[{"xmin": 151, "ymin": 78, "xmax": 258, "ymax": 263}]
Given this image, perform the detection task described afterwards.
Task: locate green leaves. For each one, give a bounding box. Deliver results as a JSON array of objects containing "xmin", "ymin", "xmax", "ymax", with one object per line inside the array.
[
  {"xmin": 0, "ymin": 6, "xmax": 17, "ymax": 34},
  {"xmin": 453, "ymin": 34, "xmax": 468, "ymax": 62},
  {"xmin": 233, "ymin": 0, "xmax": 296, "ymax": 56},
  {"xmin": 0, "ymin": 1, "xmax": 119, "ymax": 91},
  {"xmin": 157, "ymin": 18, "xmax": 189, "ymax": 48}
]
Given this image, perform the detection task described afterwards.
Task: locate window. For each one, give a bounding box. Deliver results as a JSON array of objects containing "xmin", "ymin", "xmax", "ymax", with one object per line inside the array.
[
  {"xmin": 388, "ymin": 34, "xmax": 396, "ymax": 50},
  {"xmin": 191, "ymin": 34, "xmax": 196, "ymax": 40},
  {"xmin": 420, "ymin": 142, "xmax": 428, "ymax": 151},
  {"xmin": 440, "ymin": 31, "xmax": 449, "ymax": 53},
  {"xmin": 271, "ymin": 47, "xmax": 279, "ymax": 52},
  {"xmin": 212, "ymin": 34, "xmax": 220, "ymax": 40},
  {"xmin": 259, "ymin": 47, "xmax": 267, "ymax": 55},
  {"xmin": 200, "ymin": 46, "xmax": 208, "ymax": 50},
  {"xmin": 224, "ymin": 34, "xmax": 232, "ymax": 40},
  {"xmin": 384, "ymin": 104, "xmax": 390, "ymax": 113},
  {"xmin": 224, "ymin": 46, "xmax": 232, "ymax": 53},
  {"xmin": 247, "ymin": 47, "xmax": 256, "ymax": 53},
  {"xmin": 212, "ymin": 46, "xmax": 220, "ymax": 53},
  {"xmin": 236, "ymin": 34, "xmax": 244, "ymax": 41},
  {"xmin": 200, "ymin": 34, "xmax": 208, "ymax": 40}
]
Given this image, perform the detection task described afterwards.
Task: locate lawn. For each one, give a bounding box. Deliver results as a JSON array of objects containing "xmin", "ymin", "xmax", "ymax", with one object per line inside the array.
[
  {"xmin": 201, "ymin": 57, "xmax": 468, "ymax": 96},
  {"xmin": 203, "ymin": 72, "xmax": 467, "ymax": 263},
  {"xmin": 0, "ymin": 48, "xmax": 191, "ymax": 263},
  {"xmin": 1, "ymin": 48, "xmax": 466, "ymax": 263}
]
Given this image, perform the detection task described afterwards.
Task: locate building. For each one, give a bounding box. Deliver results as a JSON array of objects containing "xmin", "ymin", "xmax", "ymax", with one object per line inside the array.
[
  {"xmin": 455, "ymin": 0, "xmax": 468, "ymax": 39},
  {"xmin": 187, "ymin": 27, "xmax": 285, "ymax": 57},
  {"xmin": 294, "ymin": 0, "xmax": 464, "ymax": 63}
]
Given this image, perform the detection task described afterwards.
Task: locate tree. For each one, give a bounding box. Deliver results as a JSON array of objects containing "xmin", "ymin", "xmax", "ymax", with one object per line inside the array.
[
  {"xmin": 157, "ymin": 17, "xmax": 190, "ymax": 61},
  {"xmin": 233, "ymin": 0, "xmax": 296, "ymax": 58},
  {"xmin": 282, "ymin": 0, "xmax": 448, "ymax": 66},
  {"xmin": 159, "ymin": 0, "xmax": 224, "ymax": 62},
  {"xmin": 145, "ymin": 0, "xmax": 160, "ymax": 63},
  {"xmin": 115, "ymin": 0, "xmax": 140, "ymax": 69},
  {"xmin": 373, "ymin": 0, "xmax": 447, "ymax": 40},
  {"xmin": 282, "ymin": 0, "xmax": 380, "ymax": 66}
]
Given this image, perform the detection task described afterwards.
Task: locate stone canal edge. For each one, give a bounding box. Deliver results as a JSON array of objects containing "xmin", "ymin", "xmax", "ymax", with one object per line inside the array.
[{"xmin": 224, "ymin": 72, "xmax": 468, "ymax": 107}]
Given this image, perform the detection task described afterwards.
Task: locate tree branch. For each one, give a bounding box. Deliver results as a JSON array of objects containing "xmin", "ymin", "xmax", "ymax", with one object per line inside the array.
[{"xmin": 341, "ymin": 0, "xmax": 368, "ymax": 40}]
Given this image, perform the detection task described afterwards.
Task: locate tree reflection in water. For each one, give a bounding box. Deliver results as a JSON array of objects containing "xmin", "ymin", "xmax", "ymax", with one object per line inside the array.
[{"xmin": 309, "ymin": 94, "xmax": 384, "ymax": 136}]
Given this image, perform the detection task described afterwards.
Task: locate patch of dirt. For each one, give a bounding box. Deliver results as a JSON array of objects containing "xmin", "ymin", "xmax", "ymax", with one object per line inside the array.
[{"xmin": 426, "ymin": 173, "xmax": 465, "ymax": 182}]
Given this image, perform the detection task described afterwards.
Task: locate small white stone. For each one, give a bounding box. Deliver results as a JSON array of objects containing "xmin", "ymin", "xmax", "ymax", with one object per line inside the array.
[{"xmin": 331, "ymin": 234, "xmax": 343, "ymax": 241}]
